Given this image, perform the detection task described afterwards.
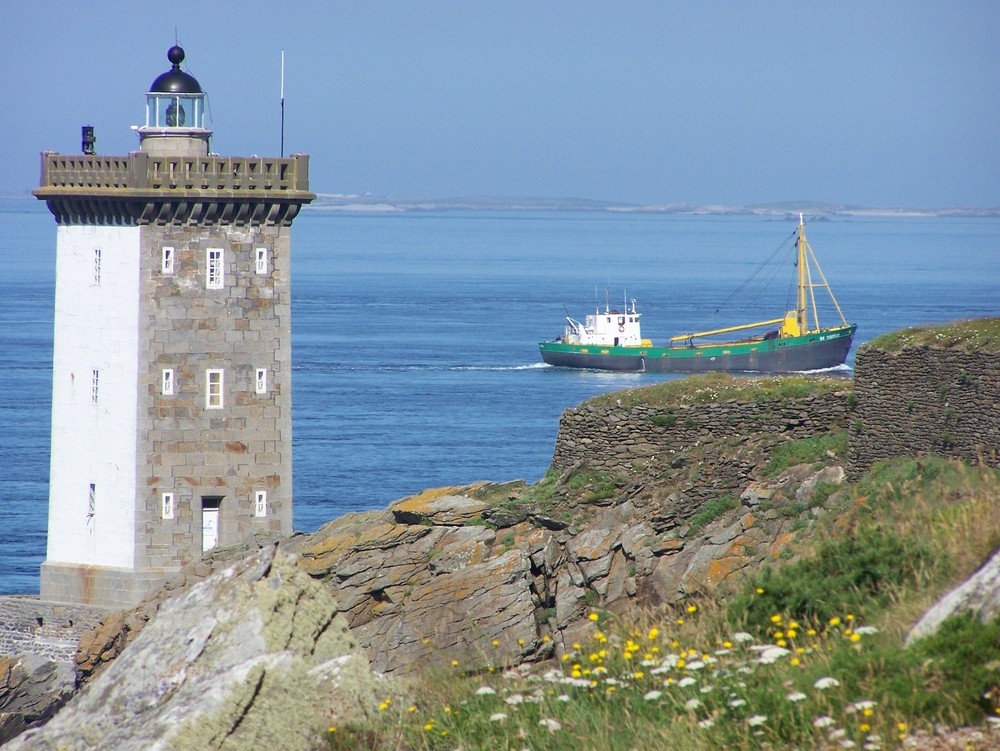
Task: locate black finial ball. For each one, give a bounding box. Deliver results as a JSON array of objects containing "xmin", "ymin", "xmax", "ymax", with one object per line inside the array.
[{"xmin": 167, "ymin": 45, "xmax": 185, "ymax": 67}]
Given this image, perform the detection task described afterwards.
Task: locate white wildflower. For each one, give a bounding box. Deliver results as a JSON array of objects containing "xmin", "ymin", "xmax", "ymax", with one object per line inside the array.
[
  {"xmin": 643, "ymin": 690, "xmax": 663, "ymax": 701},
  {"xmin": 732, "ymin": 631, "xmax": 755, "ymax": 643},
  {"xmin": 557, "ymin": 693, "xmax": 571, "ymax": 702},
  {"xmin": 505, "ymin": 693, "xmax": 524, "ymax": 705},
  {"xmin": 786, "ymin": 691, "xmax": 808, "ymax": 702},
  {"xmin": 677, "ymin": 677, "xmax": 698, "ymax": 688},
  {"xmin": 855, "ymin": 626, "xmax": 879, "ymax": 635},
  {"xmin": 489, "ymin": 712, "xmax": 507, "ymax": 722},
  {"xmin": 684, "ymin": 698, "xmax": 702, "ymax": 710},
  {"xmin": 475, "ymin": 686, "xmax": 496, "ymax": 696},
  {"xmin": 758, "ymin": 646, "xmax": 791, "ymax": 664},
  {"xmin": 813, "ymin": 715, "xmax": 836, "ymax": 728},
  {"xmin": 748, "ymin": 714, "xmax": 768, "ymax": 727},
  {"xmin": 729, "ymin": 697, "xmax": 747, "ymax": 708},
  {"xmin": 838, "ymin": 740, "xmax": 856, "ymax": 748},
  {"xmin": 699, "ymin": 684, "xmax": 715, "ymax": 694},
  {"xmin": 539, "ymin": 718, "xmax": 562, "ymax": 732},
  {"xmin": 852, "ymin": 700, "xmax": 877, "ymax": 711},
  {"xmin": 813, "ymin": 676, "xmax": 841, "ymax": 690},
  {"xmin": 829, "ymin": 727, "xmax": 848, "ymax": 739},
  {"xmin": 698, "ymin": 718, "xmax": 715, "ymax": 729},
  {"xmin": 686, "ymin": 660, "xmax": 706, "ymax": 671}
]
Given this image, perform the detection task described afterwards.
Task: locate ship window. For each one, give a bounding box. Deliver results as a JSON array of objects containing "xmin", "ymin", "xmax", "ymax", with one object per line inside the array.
[
  {"xmin": 93, "ymin": 248, "xmax": 102, "ymax": 285},
  {"xmin": 206, "ymin": 248, "xmax": 224, "ymax": 289},
  {"xmin": 255, "ymin": 368, "xmax": 267, "ymax": 394},
  {"xmin": 255, "ymin": 247, "xmax": 268, "ymax": 275},
  {"xmin": 162, "ymin": 492, "xmax": 175, "ymax": 520},
  {"xmin": 162, "ymin": 369, "xmax": 174, "ymax": 395},
  {"xmin": 206, "ymin": 369, "xmax": 224, "ymax": 409},
  {"xmin": 162, "ymin": 246, "xmax": 175, "ymax": 274},
  {"xmin": 87, "ymin": 483, "xmax": 96, "ymax": 519},
  {"xmin": 254, "ymin": 490, "xmax": 268, "ymax": 518},
  {"xmin": 91, "ymin": 369, "xmax": 99, "ymax": 404}
]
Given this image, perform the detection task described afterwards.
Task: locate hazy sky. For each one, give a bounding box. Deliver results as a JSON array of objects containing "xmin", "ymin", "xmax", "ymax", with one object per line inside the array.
[{"xmin": 5, "ymin": 1, "xmax": 999, "ymax": 207}]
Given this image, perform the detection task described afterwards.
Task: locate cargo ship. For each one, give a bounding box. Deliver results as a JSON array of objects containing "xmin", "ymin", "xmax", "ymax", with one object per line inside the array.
[{"xmin": 539, "ymin": 216, "xmax": 856, "ymax": 373}]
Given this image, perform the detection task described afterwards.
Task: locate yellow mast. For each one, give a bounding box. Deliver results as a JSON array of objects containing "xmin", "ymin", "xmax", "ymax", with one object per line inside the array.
[
  {"xmin": 797, "ymin": 213, "xmax": 807, "ymax": 333},
  {"xmin": 797, "ymin": 214, "xmax": 849, "ymax": 334},
  {"xmin": 671, "ymin": 216, "xmax": 849, "ymax": 343}
]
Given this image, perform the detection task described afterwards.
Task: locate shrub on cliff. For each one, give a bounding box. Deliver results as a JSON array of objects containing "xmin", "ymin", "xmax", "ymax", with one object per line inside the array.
[{"xmin": 586, "ymin": 372, "xmax": 850, "ymax": 409}]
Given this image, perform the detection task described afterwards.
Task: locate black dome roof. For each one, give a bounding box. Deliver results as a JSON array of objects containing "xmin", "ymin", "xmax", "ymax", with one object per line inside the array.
[{"xmin": 149, "ymin": 45, "xmax": 202, "ymax": 94}]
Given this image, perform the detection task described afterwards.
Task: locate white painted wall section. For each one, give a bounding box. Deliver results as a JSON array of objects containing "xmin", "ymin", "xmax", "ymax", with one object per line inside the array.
[{"xmin": 47, "ymin": 225, "xmax": 140, "ymax": 568}]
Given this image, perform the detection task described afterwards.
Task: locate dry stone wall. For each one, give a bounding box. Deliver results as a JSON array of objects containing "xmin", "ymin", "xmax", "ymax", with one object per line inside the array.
[
  {"xmin": 0, "ymin": 598, "xmax": 106, "ymax": 663},
  {"xmin": 553, "ymin": 392, "xmax": 852, "ymax": 475},
  {"xmin": 848, "ymin": 346, "xmax": 1000, "ymax": 477}
]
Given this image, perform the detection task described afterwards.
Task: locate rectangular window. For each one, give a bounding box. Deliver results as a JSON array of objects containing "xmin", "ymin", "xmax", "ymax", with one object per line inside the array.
[
  {"xmin": 255, "ymin": 247, "xmax": 268, "ymax": 275},
  {"xmin": 206, "ymin": 248, "xmax": 224, "ymax": 289},
  {"xmin": 162, "ymin": 369, "xmax": 174, "ymax": 395},
  {"xmin": 206, "ymin": 369, "xmax": 224, "ymax": 409},
  {"xmin": 254, "ymin": 490, "xmax": 268, "ymax": 518},
  {"xmin": 87, "ymin": 483, "xmax": 96, "ymax": 518},
  {"xmin": 93, "ymin": 248, "xmax": 102, "ymax": 285},
  {"xmin": 161, "ymin": 492, "xmax": 175, "ymax": 520},
  {"xmin": 91, "ymin": 369, "xmax": 99, "ymax": 404},
  {"xmin": 255, "ymin": 368, "xmax": 267, "ymax": 394},
  {"xmin": 162, "ymin": 246, "xmax": 175, "ymax": 274}
]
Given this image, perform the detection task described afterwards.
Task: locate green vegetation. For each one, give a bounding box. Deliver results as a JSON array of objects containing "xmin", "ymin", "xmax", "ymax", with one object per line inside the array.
[
  {"xmin": 761, "ymin": 431, "xmax": 847, "ymax": 477},
  {"xmin": 864, "ymin": 317, "xmax": 1000, "ymax": 353},
  {"xmin": 323, "ymin": 455, "xmax": 1000, "ymax": 750},
  {"xmin": 685, "ymin": 494, "xmax": 739, "ymax": 537},
  {"xmin": 585, "ymin": 372, "xmax": 850, "ymax": 409}
]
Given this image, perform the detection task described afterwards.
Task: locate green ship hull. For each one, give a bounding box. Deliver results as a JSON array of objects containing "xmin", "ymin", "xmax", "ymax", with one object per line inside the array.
[{"xmin": 539, "ymin": 324, "xmax": 856, "ymax": 373}]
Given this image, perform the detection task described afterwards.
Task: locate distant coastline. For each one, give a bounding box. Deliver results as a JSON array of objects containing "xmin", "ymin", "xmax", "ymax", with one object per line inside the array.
[
  {"xmin": 306, "ymin": 193, "xmax": 1000, "ymax": 218},
  {"xmin": 4, "ymin": 191, "xmax": 997, "ymax": 218}
]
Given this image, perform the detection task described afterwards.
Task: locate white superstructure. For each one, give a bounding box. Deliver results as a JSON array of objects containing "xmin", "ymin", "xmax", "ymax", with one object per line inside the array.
[{"xmin": 561, "ymin": 298, "xmax": 646, "ymax": 347}]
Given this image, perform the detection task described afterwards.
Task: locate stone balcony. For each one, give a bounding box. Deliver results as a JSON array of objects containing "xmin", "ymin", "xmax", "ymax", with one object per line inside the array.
[{"xmin": 34, "ymin": 152, "xmax": 315, "ymax": 226}]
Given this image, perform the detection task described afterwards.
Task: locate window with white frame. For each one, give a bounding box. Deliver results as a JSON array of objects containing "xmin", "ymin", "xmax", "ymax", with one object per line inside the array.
[
  {"xmin": 255, "ymin": 247, "xmax": 268, "ymax": 275},
  {"xmin": 162, "ymin": 246, "xmax": 175, "ymax": 274},
  {"xmin": 255, "ymin": 368, "xmax": 267, "ymax": 394},
  {"xmin": 254, "ymin": 490, "xmax": 268, "ymax": 518},
  {"xmin": 206, "ymin": 248, "xmax": 224, "ymax": 289},
  {"xmin": 162, "ymin": 369, "xmax": 174, "ymax": 395},
  {"xmin": 93, "ymin": 248, "xmax": 102, "ymax": 285},
  {"xmin": 206, "ymin": 369, "xmax": 224, "ymax": 409},
  {"xmin": 87, "ymin": 483, "xmax": 96, "ymax": 519},
  {"xmin": 91, "ymin": 369, "xmax": 100, "ymax": 404},
  {"xmin": 161, "ymin": 492, "xmax": 175, "ymax": 520}
]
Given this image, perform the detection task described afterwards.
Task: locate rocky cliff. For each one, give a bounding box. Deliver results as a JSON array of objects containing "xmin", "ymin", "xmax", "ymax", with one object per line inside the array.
[{"xmin": 6, "ymin": 547, "xmax": 385, "ymax": 751}]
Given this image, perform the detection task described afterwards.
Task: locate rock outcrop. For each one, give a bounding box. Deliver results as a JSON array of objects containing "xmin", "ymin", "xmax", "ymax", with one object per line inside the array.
[
  {"xmin": 0, "ymin": 653, "xmax": 75, "ymax": 744},
  {"xmin": 283, "ymin": 444, "xmax": 847, "ymax": 674},
  {"xmin": 7, "ymin": 546, "xmax": 384, "ymax": 751},
  {"xmin": 907, "ymin": 546, "xmax": 1000, "ymax": 644}
]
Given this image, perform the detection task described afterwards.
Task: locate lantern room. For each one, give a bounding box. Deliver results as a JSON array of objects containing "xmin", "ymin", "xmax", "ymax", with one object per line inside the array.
[{"xmin": 137, "ymin": 45, "xmax": 212, "ymax": 156}]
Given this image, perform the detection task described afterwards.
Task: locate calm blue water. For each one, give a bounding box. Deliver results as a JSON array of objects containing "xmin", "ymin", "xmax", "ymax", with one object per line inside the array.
[{"xmin": 2, "ymin": 199, "xmax": 998, "ymax": 594}]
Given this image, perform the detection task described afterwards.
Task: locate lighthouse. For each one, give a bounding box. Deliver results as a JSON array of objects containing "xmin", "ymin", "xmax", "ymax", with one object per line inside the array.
[{"xmin": 33, "ymin": 46, "xmax": 314, "ymax": 608}]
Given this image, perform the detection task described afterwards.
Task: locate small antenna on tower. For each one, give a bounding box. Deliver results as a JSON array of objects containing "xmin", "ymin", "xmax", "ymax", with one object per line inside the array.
[{"xmin": 280, "ymin": 50, "xmax": 285, "ymax": 158}]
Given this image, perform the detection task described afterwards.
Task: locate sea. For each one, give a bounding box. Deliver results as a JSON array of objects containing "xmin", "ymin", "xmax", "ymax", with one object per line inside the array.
[{"xmin": 2, "ymin": 198, "xmax": 998, "ymax": 595}]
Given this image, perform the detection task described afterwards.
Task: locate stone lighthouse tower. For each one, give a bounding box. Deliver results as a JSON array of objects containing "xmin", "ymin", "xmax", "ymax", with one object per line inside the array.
[{"xmin": 33, "ymin": 46, "xmax": 314, "ymax": 608}]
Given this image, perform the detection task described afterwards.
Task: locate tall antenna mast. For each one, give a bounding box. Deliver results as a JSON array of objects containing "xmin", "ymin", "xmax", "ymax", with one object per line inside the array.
[{"xmin": 280, "ymin": 50, "xmax": 285, "ymax": 157}]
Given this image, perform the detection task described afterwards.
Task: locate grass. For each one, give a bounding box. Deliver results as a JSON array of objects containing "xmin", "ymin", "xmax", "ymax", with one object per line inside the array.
[
  {"xmin": 864, "ymin": 317, "xmax": 1000, "ymax": 353},
  {"xmin": 685, "ymin": 494, "xmax": 739, "ymax": 537},
  {"xmin": 584, "ymin": 372, "xmax": 851, "ymax": 409},
  {"xmin": 323, "ymin": 455, "xmax": 1000, "ymax": 751},
  {"xmin": 761, "ymin": 431, "xmax": 848, "ymax": 477}
]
